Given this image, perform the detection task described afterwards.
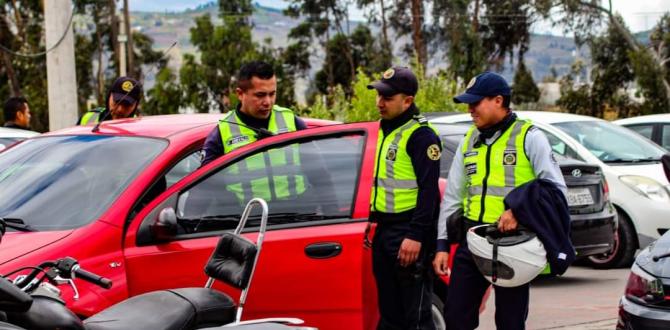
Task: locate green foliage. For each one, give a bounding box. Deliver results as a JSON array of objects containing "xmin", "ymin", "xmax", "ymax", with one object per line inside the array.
[
  {"xmin": 348, "ymin": 70, "xmax": 379, "ymax": 122},
  {"xmin": 142, "ymin": 67, "xmax": 182, "ymax": 115},
  {"xmin": 629, "ymin": 49, "xmax": 670, "ymax": 115},
  {"xmin": 512, "ymin": 61, "xmax": 540, "ymax": 105}
]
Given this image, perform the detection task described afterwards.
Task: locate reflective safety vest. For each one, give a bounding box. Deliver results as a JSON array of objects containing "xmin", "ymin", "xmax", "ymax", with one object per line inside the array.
[
  {"xmin": 218, "ymin": 105, "xmax": 305, "ymax": 203},
  {"xmin": 462, "ymin": 119, "xmax": 536, "ymax": 223},
  {"xmin": 79, "ymin": 108, "xmax": 104, "ymax": 125},
  {"xmin": 79, "ymin": 108, "xmax": 137, "ymax": 125},
  {"xmin": 371, "ymin": 115, "xmax": 438, "ymax": 214}
]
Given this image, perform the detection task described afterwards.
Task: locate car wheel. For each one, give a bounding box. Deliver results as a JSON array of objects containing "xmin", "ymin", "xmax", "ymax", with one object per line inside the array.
[
  {"xmin": 432, "ymin": 294, "xmax": 446, "ymax": 330},
  {"xmin": 587, "ymin": 210, "xmax": 636, "ymax": 269}
]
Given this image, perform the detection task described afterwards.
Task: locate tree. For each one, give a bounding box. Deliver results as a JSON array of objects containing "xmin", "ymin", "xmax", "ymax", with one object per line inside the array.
[
  {"xmin": 512, "ymin": 61, "xmax": 540, "ymax": 105},
  {"xmin": 388, "ymin": 0, "xmax": 429, "ymax": 69},
  {"xmin": 142, "ymin": 67, "xmax": 182, "ymax": 115}
]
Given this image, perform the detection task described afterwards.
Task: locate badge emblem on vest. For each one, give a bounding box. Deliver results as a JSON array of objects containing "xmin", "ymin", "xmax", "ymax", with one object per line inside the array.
[
  {"xmin": 227, "ymin": 135, "xmax": 249, "ymax": 146},
  {"xmin": 386, "ymin": 145, "xmax": 398, "ymax": 161},
  {"xmin": 427, "ymin": 144, "xmax": 441, "ymax": 160},
  {"xmin": 503, "ymin": 150, "xmax": 517, "ymax": 166}
]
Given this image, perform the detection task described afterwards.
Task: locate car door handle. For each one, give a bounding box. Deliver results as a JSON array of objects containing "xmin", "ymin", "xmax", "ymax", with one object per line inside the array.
[{"xmin": 305, "ymin": 242, "xmax": 342, "ymax": 259}]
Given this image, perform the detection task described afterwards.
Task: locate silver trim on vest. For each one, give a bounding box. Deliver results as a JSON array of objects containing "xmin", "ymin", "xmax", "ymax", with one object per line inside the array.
[{"xmin": 382, "ymin": 120, "xmax": 419, "ymax": 213}]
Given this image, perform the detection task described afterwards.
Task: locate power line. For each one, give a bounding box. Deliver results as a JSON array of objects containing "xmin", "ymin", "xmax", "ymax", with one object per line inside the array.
[{"xmin": 0, "ymin": 2, "xmax": 75, "ymax": 58}]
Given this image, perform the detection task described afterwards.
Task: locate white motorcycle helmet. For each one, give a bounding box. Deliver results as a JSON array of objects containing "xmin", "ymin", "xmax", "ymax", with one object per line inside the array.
[{"xmin": 466, "ymin": 224, "xmax": 547, "ymax": 288}]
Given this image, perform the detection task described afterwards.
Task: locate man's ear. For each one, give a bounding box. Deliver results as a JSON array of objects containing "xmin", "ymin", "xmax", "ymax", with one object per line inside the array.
[
  {"xmin": 404, "ymin": 95, "xmax": 414, "ymax": 108},
  {"xmin": 235, "ymin": 87, "xmax": 244, "ymax": 99}
]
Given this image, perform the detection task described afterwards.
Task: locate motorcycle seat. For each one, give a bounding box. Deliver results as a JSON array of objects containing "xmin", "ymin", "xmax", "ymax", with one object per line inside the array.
[{"xmin": 84, "ymin": 287, "xmax": 235, "ymax": 330}]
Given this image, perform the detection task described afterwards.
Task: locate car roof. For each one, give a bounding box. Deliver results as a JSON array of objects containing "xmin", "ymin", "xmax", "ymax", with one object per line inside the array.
[
  {"xmin": 42, "ymin": 114, "xmax": 338, "ymax": 139},
  {"xmin": 430, "ymin": 110, "xmax": 605, "ymax": 125},
  {"xmin": 45, "ymin": 114, "xmax": 222, "ymax": 138},
  {"xmin": 613, "ymin": 113, "xmax": 670, "ymax": 125},
  {"xmin": 0, "ymin": 127, "xmax": 40, "ymax": 138},
  {"xmin": 431, "ymin": 122, "xmax": 471, "ymax": 136}
]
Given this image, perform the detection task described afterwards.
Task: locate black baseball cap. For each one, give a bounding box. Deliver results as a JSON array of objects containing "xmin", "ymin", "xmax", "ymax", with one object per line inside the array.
[
  {"xmin": 454, "ymin": 72, "xmax": 511, "ymax": 104},
  {"xmin": 110, "ymin": 76, "xmax": 142, "ymax": 105},
  {"xmin": 367, "ymin": 67, "xmax": 418, "ymax": 97}
]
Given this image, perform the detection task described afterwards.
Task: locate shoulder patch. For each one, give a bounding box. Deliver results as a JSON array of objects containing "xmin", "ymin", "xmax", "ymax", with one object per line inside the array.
[
  {"xmin": 414, "ymin": 115, "xmax": 428, "ymax": 125},
  {"xmin": 427, "ymin": 144, "xmax": 441, "ymax": 161}
]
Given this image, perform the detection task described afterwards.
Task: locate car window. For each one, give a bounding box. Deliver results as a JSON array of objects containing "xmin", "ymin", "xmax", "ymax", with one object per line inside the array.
[
  {"xmin": 0, "ymin": 136, "xmax": 166, "ymax": 231},
  {"xmin": 539, "ymin": 129, "xmax": 583, "ymax": 161},
  {"xmin": 0, "ymin": 137, "xmax": 21, "ymax": 151},
  {"xmin": 555, "ymin": 121, "xmax": 666, "ymax": 163},
  {"xmin": 174, "ymin": 134, "xmax": 364, "ymax": 234},
  {"xmin": 165, "ymin": 150, "xmax": 203, "ymax": 187},
  {"xmin": 626, "ymin": 124, "xmax": 654, "ymax": 141},
  {"xmin": 662, "ymin": 125, "xmax": 670, "ymax": 151}
]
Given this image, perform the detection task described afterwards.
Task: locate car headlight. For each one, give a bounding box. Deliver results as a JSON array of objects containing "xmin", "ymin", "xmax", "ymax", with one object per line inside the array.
[
  {"xmin": 619, "ymin": 175, "xmax": 670, "ymax": 202},
  {"xmin": 625, "ymin": 263, "xmax": 665, "ymax": 305}
]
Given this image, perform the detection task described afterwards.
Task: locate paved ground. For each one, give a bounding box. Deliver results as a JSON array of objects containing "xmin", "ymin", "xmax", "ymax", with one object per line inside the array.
[{"xmin": 477, "ymin": 265, "xmax": 630, "ymax": 329}]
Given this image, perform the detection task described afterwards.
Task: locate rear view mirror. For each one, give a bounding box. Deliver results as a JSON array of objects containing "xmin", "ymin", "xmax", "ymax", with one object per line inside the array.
[{"xmin": 150, "ymin": 207, "xmax": 178, "ymax": 242}]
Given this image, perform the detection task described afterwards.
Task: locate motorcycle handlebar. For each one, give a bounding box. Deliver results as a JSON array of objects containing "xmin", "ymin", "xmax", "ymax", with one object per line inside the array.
[{"xmin": 72, "ymin": 265, "xmax": 112, "ymax": 289}]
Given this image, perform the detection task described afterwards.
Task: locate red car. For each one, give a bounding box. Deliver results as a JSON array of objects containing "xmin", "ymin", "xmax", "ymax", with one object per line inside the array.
[{"xmin": 0, "ymin": 115, "xmax": 450, "ymax": 329}]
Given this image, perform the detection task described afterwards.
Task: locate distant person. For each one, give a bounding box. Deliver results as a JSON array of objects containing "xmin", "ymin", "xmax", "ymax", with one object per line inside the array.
[
  {"xmin": 3, "ymin": 96, "xmax": 31, "ymax": 130},
  {"xmin": 200, "ymin": 60, "xmax": 306, "ymax": 166},
  {"xmin": 78, "ymin": 76, "xmax": 142, "ymax": 125}
]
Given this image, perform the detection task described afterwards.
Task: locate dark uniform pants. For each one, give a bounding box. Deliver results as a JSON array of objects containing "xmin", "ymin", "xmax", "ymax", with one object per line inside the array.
[
  {"xmin": 445, "ymin": 239, "xmax": 529, "ymax": 330},
  {"xmin": 372, "ymin": 222, "xmax": 436, "ymax": 330}
]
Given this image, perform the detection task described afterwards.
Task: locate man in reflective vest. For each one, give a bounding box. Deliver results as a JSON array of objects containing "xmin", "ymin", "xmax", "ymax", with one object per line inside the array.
[
  {"xmin": 201, "ymin": 61, "xmax": 307, "ymax": 203},
  {"xmin": 368, "ymin": 67, "xmax": 442, "ymax": 330},
  {"xmin": 78, "ymin": 76, "xmax": 142, "ymax": 125},
  {"xmin": 433, "ymin": 72, "xmax": 567, "ymax": 330}
]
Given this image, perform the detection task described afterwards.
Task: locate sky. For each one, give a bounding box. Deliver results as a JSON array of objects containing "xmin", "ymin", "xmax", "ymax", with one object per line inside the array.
[{"xmin": 130, "ymin": 0, "xmax": 669, "ymax": 33}]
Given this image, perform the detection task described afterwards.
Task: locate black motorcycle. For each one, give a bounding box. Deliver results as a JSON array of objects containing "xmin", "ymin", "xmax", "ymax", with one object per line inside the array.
[{"xmin": 0, "ymin": 198, "xmax": 317, "ymax": 330}]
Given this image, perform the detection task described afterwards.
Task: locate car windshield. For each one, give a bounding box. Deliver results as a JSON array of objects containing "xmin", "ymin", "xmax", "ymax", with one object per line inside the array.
[
  {"xmin": 553, "ymin": 121, "xmax": 666, "ymax": 163},
  {"xmin": 0, "ymin": 135, "xmax": 167, "ymax": 231}
]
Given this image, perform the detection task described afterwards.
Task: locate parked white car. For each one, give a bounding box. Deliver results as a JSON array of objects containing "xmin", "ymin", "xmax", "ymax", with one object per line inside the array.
[
  {"xmin": 0, "ymin": 127, "xmax": 39, "ymax": 151},
  {"xmin": 614, "ymin": 113, "xmax": 670, "ymax": 151},
  {"xmin": 431, "ymin": 111, "xmax": 670, "ymax": 268}
]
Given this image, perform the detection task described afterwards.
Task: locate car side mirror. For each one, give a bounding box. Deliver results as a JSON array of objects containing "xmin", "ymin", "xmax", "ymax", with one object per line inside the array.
[
  {"xmin": 662, "ymin": 153, "xmax": 670, "ymax": 182},
  {"xmin": 150, "ymin": 207, "xmax": 178, "ymax": 242}
]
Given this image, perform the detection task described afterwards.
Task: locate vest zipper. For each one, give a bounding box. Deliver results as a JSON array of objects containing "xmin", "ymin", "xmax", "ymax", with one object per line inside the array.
[
  {"xmin": 478, "ymin": 144, "xmax": 492, "ymax": 222},
  {"xmin": 372, "ymin": 132, "xmax": 388, "ymax": 212}
]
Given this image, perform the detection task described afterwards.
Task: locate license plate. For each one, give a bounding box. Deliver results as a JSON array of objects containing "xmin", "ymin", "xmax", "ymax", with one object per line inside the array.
[{"xmin": 567, "ymin": 187, "xmax": 594, "ymax": 206}]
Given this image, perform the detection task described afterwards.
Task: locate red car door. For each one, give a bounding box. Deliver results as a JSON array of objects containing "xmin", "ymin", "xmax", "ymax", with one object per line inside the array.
[{"xmin": 122, "ymin": 122, "xmax": 380, "ymax": 330}]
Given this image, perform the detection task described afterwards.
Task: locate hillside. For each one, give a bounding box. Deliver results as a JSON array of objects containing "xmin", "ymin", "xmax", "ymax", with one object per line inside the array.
[{"xmin": 131, "ymin": 3, "xmax": 652, "ymax": 82}]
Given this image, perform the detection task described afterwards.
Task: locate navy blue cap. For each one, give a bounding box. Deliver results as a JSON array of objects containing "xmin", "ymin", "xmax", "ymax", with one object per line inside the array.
[
  {"xmin": 454, "ymin": 72, "xmax": 511, "ymax": 104},
  {"xmin": 367, "ymin": 67, "xmax": 418, "ymax": 97},
  {"xmin": 110, "ymin": 76, "xmax": 142, "ymax": 105}
]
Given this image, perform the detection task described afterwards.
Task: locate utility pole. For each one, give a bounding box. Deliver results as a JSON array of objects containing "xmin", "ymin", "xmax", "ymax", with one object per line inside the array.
[
  {"xmin": 118, "ymin": 13, "xmax": 127, "ymax": 76},
  {"xmin": 44, "ymin": 0, "xmax": 78, "ymax": 131},
  {"xmin": 124, "ymin": 0, "xmax": 134, "ymax": 77}
]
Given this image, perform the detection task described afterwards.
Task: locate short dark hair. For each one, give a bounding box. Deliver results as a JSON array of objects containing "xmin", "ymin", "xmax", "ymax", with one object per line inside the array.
[
  {"xmin": 4, "ymin": 97, "xmax": 28, "ymax": 122},
  {"xmin": 237, "ymin": 61, "xmax": 275, "ymax": 91}
]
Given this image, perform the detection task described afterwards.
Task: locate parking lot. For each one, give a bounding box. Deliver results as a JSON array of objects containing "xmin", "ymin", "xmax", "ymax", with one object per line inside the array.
[{"xmin": 479, "ymin": 265, "xmax": 629, "ymax": 329}]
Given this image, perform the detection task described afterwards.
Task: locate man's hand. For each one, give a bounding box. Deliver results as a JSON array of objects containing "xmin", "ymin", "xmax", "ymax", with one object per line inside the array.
[
  {"xmin": 398, "ymin": 238, "xmax": 422, "ymax": 267},
  {"xmin": 498, "ymin": 209, "xmax": 518, "ymax": 232},
  {"xmin": 433, "ymin": 251, "xmax": 450, "ymax": 276}
]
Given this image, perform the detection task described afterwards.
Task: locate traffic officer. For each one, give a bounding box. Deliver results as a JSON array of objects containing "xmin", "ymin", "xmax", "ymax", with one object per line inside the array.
[
  {"xmin": 78, "ymin": 76, "xmax": 142, "ymax": 125},
  {"xmin": 433, "ymin": 72, "xmax": 567, "ymax": 330},
  {"xmin": 367, "ymin": 67, "xmax": 442, "ymax": 330},
  {"xmin": 200, "ymin": 60, "xmax": 306, "ymax": 167}
]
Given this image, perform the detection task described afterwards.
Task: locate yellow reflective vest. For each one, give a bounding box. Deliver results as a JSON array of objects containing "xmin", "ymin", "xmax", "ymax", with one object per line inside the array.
[
  {"xmin": 371, "ymin": 115, "xmax": 438, "ymax": 214},
  {"xmin": 462, "ymin": 119, "xmax": 536, "ymax": 223},
  {"xmin": 218, "ymin": 105, "xmax": 305, "ymax": 203}
]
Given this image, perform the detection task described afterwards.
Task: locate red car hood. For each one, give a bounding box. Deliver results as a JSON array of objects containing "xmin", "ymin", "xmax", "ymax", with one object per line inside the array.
[{"xmin": 0, "ymin": 230, "xmax": 74, "ymax": 265}]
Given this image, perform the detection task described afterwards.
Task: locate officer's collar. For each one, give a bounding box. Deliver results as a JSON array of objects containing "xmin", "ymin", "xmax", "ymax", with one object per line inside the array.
[
  {"xmin": 380, "ymin": 103, "xmax": 419, "ymax": 134},
  {"xmin": 477, "ymin": 111, "xmax": 517, "ymax": 141},
  {"xmin": 235, "ymin": 104, "xmax": 271, "ymax": 129}
]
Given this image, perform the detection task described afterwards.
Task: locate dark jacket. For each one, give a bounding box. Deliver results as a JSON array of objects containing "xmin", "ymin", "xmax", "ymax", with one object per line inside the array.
[{"xmin": 504, "ymin": 178, "xmax": 575, "ymax": 275}]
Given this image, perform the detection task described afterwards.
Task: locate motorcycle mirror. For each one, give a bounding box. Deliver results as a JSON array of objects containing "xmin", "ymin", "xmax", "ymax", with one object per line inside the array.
[{"xmin": 151, "ymin": 207, "xmax": 178, "ymax": 242}]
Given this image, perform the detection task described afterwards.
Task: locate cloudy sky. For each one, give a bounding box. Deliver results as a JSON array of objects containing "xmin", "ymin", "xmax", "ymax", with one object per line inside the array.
[{"xmin": 131, "ymin": 0, "xmax": 668, "ymax": 33}]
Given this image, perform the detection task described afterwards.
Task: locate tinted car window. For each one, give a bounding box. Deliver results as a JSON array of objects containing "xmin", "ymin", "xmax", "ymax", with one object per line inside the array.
[
  {"xmin": 626, "ymin": 124, "xmax": 654, "ymax": 141},
  {"xmin": 165, "ymin": 150, "xmax": 203, "ymax": 187},
  {"xmin": 555, "ymin": 121, "xmax": 666, "ymax": 162},
  {"xmin": 539, "ymin": 129, "xmax": 583, "ymax": 161},
  {"xmin": 662, "ymin": 125, "xmax": 670, "ymax": 151},
  {"xmin": 175, "ymin": 134, "xmax": 364, "ymax": 234},
  {"xmin": 0, "ymin": 136, "xmax": 167, "ymax": 231}
]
